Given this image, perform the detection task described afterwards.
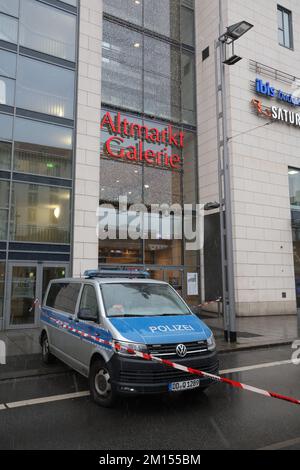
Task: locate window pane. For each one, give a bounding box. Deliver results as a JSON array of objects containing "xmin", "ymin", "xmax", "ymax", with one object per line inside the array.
[
  {"xmin": 0, "ymin": 0, "xmax": 19, "ymax": 17},
  {"xmin": 277, "ymin": 9, "xmax": 283, "ymax": 30},
  {"xmin": 11, "ymin": 183, "xmax": 71, "ymax": 243},
  {"xmin": 0, "ymin": 12, "xmax": 18, "ymax": 43},
  {"xmin": 181, "ymin": 5, "xmax": 195, "ymax": 46},
  {"xmin": 16, "ymin": 56, "xmax": 74, "ymax": 119},
  {"xmin": 182, "ymin": 52, "xmax": 196, "ymax": 125},
  {"xmin": 103, "ymin": 0, "xmax": 142, "ymax": 26},
  {"xmin": 278, "ymin": 28, "xmax": 284, "ymax": 46},
  {"xmin": 0, "ymin": 140, "xmax": 11, "ymax": 170},
  {"xmin": 0, "ymin": 262, "xmax": 4, "ymax": 318},
  {"xmin": 0, "ymin": 49, "xmax": 17, "ymax": 78},
  {"xmin": 80, "ymin": 285, "xmax": 99, "ymax": 318},
  {"xmin": 14, "ymin": 142, "xmax": 72, "ymax": 179},
  {"xmin": 144, "ymin": 72, "xmax": 181, "ymax": 121},
  {"xmin": 0, "ymin": 76, "xmax": 15, "ymax": 106},
  {"xmin": 283, "ymin": 12, "xmax": 291, "ymax": 48},
  {"xmin": 14, "ymin": 118, "xmax": 73, "ymax": 150},
  {"xmin": 144, "ymin": 0, "xmax": 180, "ymax": 40},
  {"xmin": 0, "ymin": 180, "xmax": 9, "ymax": 240},
  {"xmin": 102, "ymin": 21, "xmax": 143, "ymax": 111},
  {"xmin": 46, "ymin": 283, "xmax": 81, "ymax": 314},
  {"xmin": 289, "ymin": 169, "xmax": 300, "ymax": 207},
  {"xmin": 20, "ymin": 0, "xmax": 76, "ymax": 61},
  {"xmin": 0, "ymin": 113, "xmax": 13, "ymax": 140}
]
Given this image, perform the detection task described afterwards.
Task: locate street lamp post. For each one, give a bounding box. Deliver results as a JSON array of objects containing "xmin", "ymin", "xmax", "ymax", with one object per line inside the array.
[{"xmin": 215, "ymin": 3, "xmax": 253, "ymax": 343}]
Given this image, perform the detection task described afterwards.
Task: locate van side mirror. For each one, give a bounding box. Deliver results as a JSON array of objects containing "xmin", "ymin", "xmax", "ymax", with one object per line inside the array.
[{"xmin": 78, "ymin": 308, "xmax": 98, "ymax": 322}]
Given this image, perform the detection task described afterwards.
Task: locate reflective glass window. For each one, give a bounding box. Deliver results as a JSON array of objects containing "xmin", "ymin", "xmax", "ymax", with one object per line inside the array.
[
  {"xmin": 0, "ymin": 262, "xmax": 4, "ymax": 318},
  {"xmin": 0, "ymin": 180, "xmax": 9, "ymax": 240},
  {"xmin": 0, "ymin": 0, "xmax": 19, "ymax": 17},
  {"xmin": 0, "ymin": 113, "xmax": 13, "ymax": 140},
  {"xmin": 14, "ymin": 142, "xmax": 72, "ymax": 179},
  {"xmin": 0, "ymin": 76, "xmax": 14, "ymax": 106},
  {"xmin": 0, "ymin": 12, "xmax": 18, "ymax": 44},
  {"xmin": 0, "ymin": 49, "xmax": 17, "ymax": 78},
  {"xmin": 11, "ymin": 182, "xmax": 71, "ymax": 243},
  {"xmin": 144, "ymin": 0, "xmax": 180, "ymax": 40},
  {"xmin": 20, "ymin": 0, "xmax": 76, "ymax": 61},
  {"xmin": 14, "ymin": 118, "xmax": 73, "ymax": 150},
  {"xmin": 0, "ymin": 140, "xmax": 12, "ymax": 170},
  {"xmin": 16, "ymin": 56, "xmax": 75, "ymax": 119},
  {"xmin": 103, "ymin": 0, "xmax": 142, "ymax": 26},
  {"xmin": 102, "ymin": 21, "xmax": 143, "ymax": 111}
]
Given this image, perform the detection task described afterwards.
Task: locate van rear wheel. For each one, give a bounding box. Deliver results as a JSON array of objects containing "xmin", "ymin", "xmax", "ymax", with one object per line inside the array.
[
  {"xmin": 89, "ymin": 359, "xmax": 117, "ymax": 407},
  {"xmin": 41, "ymin": 333, "xmax": 55, "ymax": 364}
]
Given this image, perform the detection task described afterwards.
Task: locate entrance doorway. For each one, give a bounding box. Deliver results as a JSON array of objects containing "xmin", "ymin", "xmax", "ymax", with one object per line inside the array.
[{"xmin": 5, "ymin": 263, "xmax": 68, "ymax": 329}]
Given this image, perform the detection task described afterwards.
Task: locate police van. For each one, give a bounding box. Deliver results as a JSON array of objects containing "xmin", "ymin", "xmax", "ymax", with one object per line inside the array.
[{"xmin": 40, "ymin": 269, "xmax": 218, "ymax": 407}]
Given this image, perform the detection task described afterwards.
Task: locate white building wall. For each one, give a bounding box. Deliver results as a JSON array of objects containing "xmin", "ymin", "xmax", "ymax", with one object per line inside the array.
[
  {"xmin": 72, "ymin": 0, "xmax": 103, "ymax": 277},
  {"xmin": 196, "ymin": 0, "xmax": 299, "ymax": 315}
]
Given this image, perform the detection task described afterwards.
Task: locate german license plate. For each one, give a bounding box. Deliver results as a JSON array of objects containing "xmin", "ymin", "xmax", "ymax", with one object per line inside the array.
[{"xmin": 168, "ymin": 379, "xmax": 200, "ymax": 392}]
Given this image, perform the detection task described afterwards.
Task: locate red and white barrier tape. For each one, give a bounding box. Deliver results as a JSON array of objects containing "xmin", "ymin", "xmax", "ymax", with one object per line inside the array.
[{"xmin": 49, "ymin": 316, "xmax": 300, "ymax": 407}]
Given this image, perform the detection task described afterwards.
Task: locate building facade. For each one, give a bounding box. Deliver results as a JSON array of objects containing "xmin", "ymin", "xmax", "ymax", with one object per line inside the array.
[{"xmin": 0, "ymin": 0, "xmax": 299, "ymax": 331}]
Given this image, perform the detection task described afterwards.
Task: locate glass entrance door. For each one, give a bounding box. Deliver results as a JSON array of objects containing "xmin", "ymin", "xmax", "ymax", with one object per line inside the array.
[
  {"xmin": 8, "ymin": 265, "xmax": 37, "ymax": 327},
  {"xmin": 6, "ymin": 262, "xmax": 68, "ymax": 329}
]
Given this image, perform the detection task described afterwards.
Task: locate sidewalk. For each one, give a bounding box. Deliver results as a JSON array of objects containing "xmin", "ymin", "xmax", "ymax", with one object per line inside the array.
[
  {"xmin": 0, "ymin": 314, "xmax": 299, "ymax": 380},
  {"xmin": 202, "ymin": 312, "xmax": 300, "ymax": 352}
]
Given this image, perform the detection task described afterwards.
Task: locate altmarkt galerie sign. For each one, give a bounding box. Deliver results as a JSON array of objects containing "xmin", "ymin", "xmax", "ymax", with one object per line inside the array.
[
  {"xmin": 251, "ymin": 78, "xmax": 300, "ymax": 128},
  {"xmin": 100, "ymin": 111, "xmax": 185, "ymax": 170}
]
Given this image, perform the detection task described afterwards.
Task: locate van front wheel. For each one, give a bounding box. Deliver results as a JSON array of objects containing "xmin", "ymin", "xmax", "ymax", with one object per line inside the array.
[{"xmin": 89, "ymin": 359, "xmax": 117, "ymax": 407}]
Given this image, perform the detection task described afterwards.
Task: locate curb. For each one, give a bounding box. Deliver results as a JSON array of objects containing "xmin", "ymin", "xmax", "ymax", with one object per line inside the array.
[{"xmin": 217, "ymin": 339, "xmax": 295, "ymax": 355}]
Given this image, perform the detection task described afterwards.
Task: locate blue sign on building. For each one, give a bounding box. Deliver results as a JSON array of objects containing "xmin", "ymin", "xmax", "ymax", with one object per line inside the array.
[{"xmin": 256, "ymin": 79, "xmax": 300, "ymax": 107}]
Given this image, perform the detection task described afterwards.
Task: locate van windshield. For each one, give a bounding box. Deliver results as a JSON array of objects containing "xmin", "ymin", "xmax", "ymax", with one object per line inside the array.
[{"xmin": 101, "ymin": 283, "xmax": 191, "ymax": 318}]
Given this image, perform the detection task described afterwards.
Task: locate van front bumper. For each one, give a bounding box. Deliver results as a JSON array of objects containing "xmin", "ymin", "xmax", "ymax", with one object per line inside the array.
[{"xmin": 108, "ymin": 351, "xmax": 219, "ymax": 395}]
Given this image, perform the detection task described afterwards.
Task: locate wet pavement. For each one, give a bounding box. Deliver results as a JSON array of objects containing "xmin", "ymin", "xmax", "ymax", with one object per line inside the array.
[{"xmin": 0, "ymin": 345, "xmax": 299, "ymax": 450}]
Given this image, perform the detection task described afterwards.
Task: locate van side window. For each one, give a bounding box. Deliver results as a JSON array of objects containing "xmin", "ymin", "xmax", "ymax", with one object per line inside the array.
[
  {"xmin": 79, "ymin": 285, "xmax": 99, "ymax": 320},
  {"xmin": 46, "ymin": 283, "xmax": 81, "ymax": 315}
]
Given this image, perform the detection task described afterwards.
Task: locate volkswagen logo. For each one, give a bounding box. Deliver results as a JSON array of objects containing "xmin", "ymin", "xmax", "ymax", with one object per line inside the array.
[{"xmin": 176, "ymin": 344, "xmax": 187, "ymax": 358}]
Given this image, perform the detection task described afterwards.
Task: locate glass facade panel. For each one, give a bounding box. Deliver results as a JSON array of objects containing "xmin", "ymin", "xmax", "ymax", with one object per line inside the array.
[
  {"xmin": 16, "ymin": 56, "xmax": 75, "ymax": 119},
  {"xmin": 0, "ymin": 113, "xmax": 13, "ymax": 140},
  {"xmin": 0, "ymin": 49, "xmax": 17, "ymax": 78},
  {"xmin": 10, "ymin": 183, "xmax": 71, "ymax": 244},
  {"xmin": 102, "ymin": 21, "xmax": 143, "ymax": 111},
  {"xmin": 0, "ymin": 140, "xmax": 12, "ymax": 170},
  {"xmin": 181, "ymin": 51, "xmax": 196, "ymax": 125},
  {"xmin": 0, "ymin": 262, "xmax": 4, "ymax": 319},
  {"xmin": 0, "ymin": 76, "xmax": 15, "ymax": 106},
  {"xmin": 9, "ymin": 266, "xmax": 36, "ymax": 326},
  {"xmin": 0, "ymin": 0, "xmax": 19, "ymax": 17},
  {"xmin": 20, "ymin": 0, "xmax": 76, "ymax": 61},
  {"xmin": 181, "ymin": 4, "xmax": 195, "ymax": 46},
  {"xmin": 144, "ymin": 0, "xmax": 180, "ymax": 40},
  {"xmin": 0, "ymin": 180, "xmax": 9, "ymax": 240},
  {"xmin": 14, "ymin": 118, "xmax": 73, "ymax": 150},
  {"xmin": 14, "ymin": 142, "xmax": 72, "ymax": 179},
  {"xmin": 0, "ymin": 13, "xmax": 18, "ymax": 43},
  {"xmin": 103, "ymin": 0, "xmax": 142, "ymax": 26},
  {"xmin": 102, "ymin": 18, "xmax": 195, "ymax": 125}
]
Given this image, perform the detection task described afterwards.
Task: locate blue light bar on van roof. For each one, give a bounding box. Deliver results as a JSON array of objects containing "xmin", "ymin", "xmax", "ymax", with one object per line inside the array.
[{"xmin": 83, "ymin": 268, "xmax": 151, "ymax": 279}]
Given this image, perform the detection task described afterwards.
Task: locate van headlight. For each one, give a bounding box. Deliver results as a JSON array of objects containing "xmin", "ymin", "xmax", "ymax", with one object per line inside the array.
[
  {"xmin": 207, "ymin": 334, "xmax": 216, "ymax": 351},
  {"xmin": 113, "ymin": 340, "xmax": 148, "ymax": 357}
]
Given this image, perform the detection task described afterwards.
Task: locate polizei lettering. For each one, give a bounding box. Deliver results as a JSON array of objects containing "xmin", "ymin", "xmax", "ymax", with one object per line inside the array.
[{"xmin": 149, "ymin": 324, "xmax": 195, "ymax": 333}]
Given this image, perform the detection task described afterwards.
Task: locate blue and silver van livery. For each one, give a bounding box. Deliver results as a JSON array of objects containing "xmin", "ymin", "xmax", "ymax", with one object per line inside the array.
[{"xmin": 40, "ymin": 269, "xmax": 218, "ymax": 407}]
